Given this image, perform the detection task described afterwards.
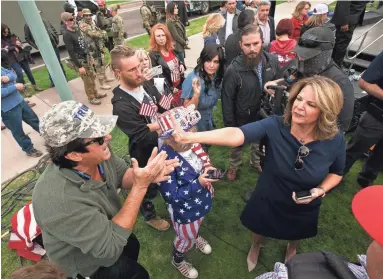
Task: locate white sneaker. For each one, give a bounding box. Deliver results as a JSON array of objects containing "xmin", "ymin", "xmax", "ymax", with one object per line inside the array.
[
  {"xmin": 172, "ymin": 258, "xmax": 198, "ymax": 278},
  {"xmin": 196, "ymin": 235, "xmax": 212, "ymax": 255}
]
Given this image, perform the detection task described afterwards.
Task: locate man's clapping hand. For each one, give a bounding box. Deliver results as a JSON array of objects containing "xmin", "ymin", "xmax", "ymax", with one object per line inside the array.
[{"xmin": 132, "ymin": 147, "xmax": 179, "ymax": 190}]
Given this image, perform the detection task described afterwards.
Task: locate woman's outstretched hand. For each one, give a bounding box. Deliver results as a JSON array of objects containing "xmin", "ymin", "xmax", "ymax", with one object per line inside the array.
[{"xmin": 170, "ymin": 114, "xmax": 192, "ymax": 144}]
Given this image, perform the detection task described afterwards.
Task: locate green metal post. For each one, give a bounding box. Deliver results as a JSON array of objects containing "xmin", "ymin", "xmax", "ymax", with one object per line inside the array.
[{"xmin": 18, "ymin": 0, "xmax": 73, "ymax": 101}]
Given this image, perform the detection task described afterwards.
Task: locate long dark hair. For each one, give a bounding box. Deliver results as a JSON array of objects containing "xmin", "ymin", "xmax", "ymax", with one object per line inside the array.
[
  {"xmin": 194, "ymin": 44, "xmax": 225, "ymax": 94},
  {"xmin": 166, "ymin": 2, "xmax": 178, "ymax": 23},
  {"xmin": 1, "ymin": 24, "xmax": 10, "ymax": 38}
]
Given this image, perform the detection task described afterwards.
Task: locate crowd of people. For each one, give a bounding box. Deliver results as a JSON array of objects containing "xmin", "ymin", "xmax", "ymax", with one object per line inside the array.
[{"xmin": 2, "ymin": 0, "xmax": 383, "ymax": 279}]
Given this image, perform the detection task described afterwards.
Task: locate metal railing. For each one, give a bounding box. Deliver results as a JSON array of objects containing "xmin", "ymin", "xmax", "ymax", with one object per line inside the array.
[{"xmin": 346, "ymin": 18, "xmax": 383, "ymax": 71}]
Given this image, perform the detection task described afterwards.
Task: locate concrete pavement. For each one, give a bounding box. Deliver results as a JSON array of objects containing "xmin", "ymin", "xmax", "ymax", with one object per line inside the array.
[{"xmin": 0, "ymin": 1, "xmax": 334, "ymax": 183}]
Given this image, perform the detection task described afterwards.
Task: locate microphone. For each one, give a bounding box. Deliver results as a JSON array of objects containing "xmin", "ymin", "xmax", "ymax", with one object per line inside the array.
[{"xmin": 283, "ymin": 65, "xmax": 298, "ymax": 85}]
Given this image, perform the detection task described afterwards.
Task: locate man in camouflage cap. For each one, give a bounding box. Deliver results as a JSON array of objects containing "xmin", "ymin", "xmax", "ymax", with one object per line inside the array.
[
  {"xmin": 33, "ymin": 100, "xmax": 179, "ymax": 278},
  {"xmin": 110, "ymin": 4, "xmax": 126, "ymax": 46},
  {"xmin": 140, "ymin": 1, "xmax": 162, "ymax": 35},
  {"xmin": 79, "ymin": 8, "xmax": 115, "ymax": 90}
]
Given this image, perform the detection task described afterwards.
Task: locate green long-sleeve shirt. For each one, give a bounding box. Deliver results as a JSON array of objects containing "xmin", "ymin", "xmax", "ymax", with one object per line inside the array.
[{"xmin": 32, "ymin": 152, "xmax": 130, "ymax": 278}]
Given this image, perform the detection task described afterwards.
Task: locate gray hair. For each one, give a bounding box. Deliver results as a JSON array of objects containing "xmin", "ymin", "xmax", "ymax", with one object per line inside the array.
[{"xmin": 259, "ymin": 0, "xmax": 271, "ymax": 6}]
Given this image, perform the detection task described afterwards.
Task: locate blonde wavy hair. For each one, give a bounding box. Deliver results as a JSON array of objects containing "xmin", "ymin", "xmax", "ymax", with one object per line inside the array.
[
  {"xmin": 292, "ymin": 1, "xmax": 311, "ymax": 18},
  {"xmin": 202, "ymin": 13, "xmax": 225, "ymax": 38},
  {"xmin": 284, "ymin": 76, "xmax": 343, "ymax": 140},
  {"xmin": 305, "ymin": 14, "xmax": 326, "ymax": 28}
]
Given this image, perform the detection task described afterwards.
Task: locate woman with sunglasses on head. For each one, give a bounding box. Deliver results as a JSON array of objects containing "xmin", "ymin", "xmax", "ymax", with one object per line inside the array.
[
  {"xmin": 149, "ymin": 24, "xmax": 186, "ymax": 107},
  {"xmin": 170, "ymin": 76, "xmax": 346, "ymax": 270},
  {"xmin": 181, "ymin": 44, "xmax": 224, "ymax": 150}
]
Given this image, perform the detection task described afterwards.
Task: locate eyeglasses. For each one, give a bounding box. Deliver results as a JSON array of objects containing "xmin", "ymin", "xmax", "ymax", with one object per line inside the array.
[
  {"xmin": 84, "ymin": 14, "xmax": 92, "ymax": 17},
  {"xmin": 67, "ymin": 18, "xmax": 74, "ymax": 22},
  {"xmin": 298, "ymin": 35, "xmax": 334, "ymax": 50},
  {"xmin": 84, "ymin": 137, "xmax": 105, "ymax": 147},
  {"xmin": 295, "ymin": 145, "xmax": 310, "ymax": 170}
]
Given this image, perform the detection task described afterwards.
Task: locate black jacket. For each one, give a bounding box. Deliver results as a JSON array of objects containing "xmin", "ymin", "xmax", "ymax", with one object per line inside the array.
[
  {"xmin": 224, "ymin": 31, "xmax": 241, "ymax": 67},
  {"xmin": 321, "ymin": 62, "xmax": 355, "ymax": 132},
  {"xmin": 330, "ymin": 1, "xmax": 367, "ymax": 26},
  {"xmin": 175, "ymin": 1, "xmax": 189, "ymax": 26},
  {"xmin": 111, "ymin": 82, "xmax": 166, "ymax": 167},
  {"xmin": 218, "ymin": 10, "xmax": 240, "ymax": 45},
  {"xmin": 222, "ymin": 52, "xmax": 281, "ymax": 127},
  {"xmin": 149, "ymin": 50, "xmax": 185, "ymax": 91}
]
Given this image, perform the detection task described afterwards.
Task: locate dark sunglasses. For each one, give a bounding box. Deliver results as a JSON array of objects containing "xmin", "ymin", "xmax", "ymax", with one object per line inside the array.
[
  {"xmin": 84, "ymin": 137, "xmax": 105, "ymax": 147},
  {"xmin": 67, "ymin": 18, "xmax": 74, "ymax": 22},
  {"xmin": 295, "ymin": 145, "xmax": 310, "ymax": 170},
  {"xmin": 298, "ymin": 35, "xmax": 334, "ymax": 51}
]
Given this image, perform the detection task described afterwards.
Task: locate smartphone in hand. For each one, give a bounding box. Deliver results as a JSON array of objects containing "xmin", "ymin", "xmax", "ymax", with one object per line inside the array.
[
  {"xmin": 150, "ymin": 65, "xmax": 163, "ymax": 77},
  {"xmin": 295, "ymin": 190, "xmax": 312, "ymax": 200},
  {"xmin": 207, "ymin": 169, "xmax": 227, "ymax": 180}
]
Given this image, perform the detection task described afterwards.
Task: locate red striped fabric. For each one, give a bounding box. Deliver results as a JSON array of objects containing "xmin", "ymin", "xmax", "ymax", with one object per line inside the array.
[
  {"xmin": 191, "ymin": 144, "xmax": 215, "ymax": 197},
  {"xmin": 8, "ymin": 202, "xmax": 46, "ymax": 261},
  {"xmin": 169, "ymin": 206, "xmax": 203, "ymax": 254}
]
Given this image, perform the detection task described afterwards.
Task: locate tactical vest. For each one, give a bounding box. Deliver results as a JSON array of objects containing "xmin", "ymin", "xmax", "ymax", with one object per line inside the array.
[{"xmin": 285, "ymin": 251, "xmax": 358, "ymax": 279}]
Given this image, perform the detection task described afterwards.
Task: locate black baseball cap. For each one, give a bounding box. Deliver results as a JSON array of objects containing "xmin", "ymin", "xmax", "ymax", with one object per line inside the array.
[{"xmin": 294, "ymin": 27, "xmax": 335, "ymax": 60}]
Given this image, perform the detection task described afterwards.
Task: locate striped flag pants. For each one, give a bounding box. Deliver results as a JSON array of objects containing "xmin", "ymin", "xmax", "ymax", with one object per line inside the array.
[{"xmin": 168, "ymin": 205, "xmax": 204, "ymax": 254}]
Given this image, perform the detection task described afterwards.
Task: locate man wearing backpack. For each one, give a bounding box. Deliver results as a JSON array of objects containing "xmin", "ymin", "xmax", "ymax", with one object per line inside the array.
[{"xmin": 140, "ymin": 2, "xmax": 162, "ymax": 35}]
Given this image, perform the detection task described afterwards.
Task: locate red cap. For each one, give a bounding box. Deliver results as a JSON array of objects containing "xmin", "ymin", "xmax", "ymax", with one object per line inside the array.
[{"xmin": 352, "ymin": 185, "xmax": 383, "ymax": 246}]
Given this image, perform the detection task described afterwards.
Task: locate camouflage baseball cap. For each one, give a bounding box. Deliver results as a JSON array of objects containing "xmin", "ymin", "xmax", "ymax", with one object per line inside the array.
[
  {"xmin": 40, "ymin": 101, "xmax": 118, "ymax": 147},
  {"xmin": 82, "ymin": 8, "xmax": 92, "ymax": 15},
  {"xmin": 110, "ymin": 4, "xmax": 120, "ymax": 12}
]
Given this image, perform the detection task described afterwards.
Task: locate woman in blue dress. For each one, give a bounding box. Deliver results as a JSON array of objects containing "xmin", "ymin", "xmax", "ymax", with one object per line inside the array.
[
  {"xmin": 181, "ymin": 43, "xmax": 224, "ymax": 141},
  {"xmin": 170, "ymin": 76, "xmax": 346, "ymax": 272}
]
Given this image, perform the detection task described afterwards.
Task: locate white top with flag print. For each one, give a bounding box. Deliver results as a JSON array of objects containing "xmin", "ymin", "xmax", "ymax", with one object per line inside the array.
[{"xmin": 178, "ymin": 149, "xmax": 203, "ymax": 174}]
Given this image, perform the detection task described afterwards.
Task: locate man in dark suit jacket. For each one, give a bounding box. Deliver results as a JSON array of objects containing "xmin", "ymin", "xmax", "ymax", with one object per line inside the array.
[
  {"xmin": 256, "ymin": 0, "xmax": 276, "ymax": 46},
  {"xmin": 218, "ymin": 0, "xmax": 241, "ymax": 45},
  {"xmin": 331, "ymin": 1, "xmax": 367, "ymax": 67}
]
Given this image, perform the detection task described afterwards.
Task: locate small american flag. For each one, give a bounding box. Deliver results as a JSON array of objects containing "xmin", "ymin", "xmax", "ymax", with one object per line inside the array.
[
  {"xmin": 158, "ymin": 83, "xmax": 174, "ymax": 110},
  {"xmin": 139, "ymin": 94, "xmax": 158, "ymax": 116}
]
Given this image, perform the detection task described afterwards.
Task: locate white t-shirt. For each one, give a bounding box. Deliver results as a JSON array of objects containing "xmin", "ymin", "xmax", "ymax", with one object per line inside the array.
[
  {"xmin": 119, "ymin": 85, "xmax": 148, "ymax": 104},
  {"xmin": 225, "ymin": 12, "xmax": 235, "ymax": 40}
]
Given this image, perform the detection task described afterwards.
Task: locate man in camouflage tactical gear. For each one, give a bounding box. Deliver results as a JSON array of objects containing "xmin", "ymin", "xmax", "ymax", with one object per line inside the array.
[
  {"xmin": 61, "ymin": 12, "xmax": 106, "ymax": 105},
  {"xmin": 79, "ymin": 8, "xmax": 115, "ymax": 90},
  {"xmin": 110, "ymin": 5, "xmax": 125, "ymax": 46},
  {"xmin": 34, "ymin": 100, "xmax": 177, "ymax": 278},
  {"xmin": 140, "ymin": 2, "xmax": 162, "ymax": 35},
  {"xmin": 96, "ymin": 3, "xmax": 114, "ymax": 51}
]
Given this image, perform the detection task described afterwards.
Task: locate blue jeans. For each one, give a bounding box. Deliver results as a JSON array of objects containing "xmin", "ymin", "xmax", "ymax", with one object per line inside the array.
[
  {"xmin": 11, "ymin": 60, "xmax": 36, "ymax": 85},
  {"xmin": 48, "ymin": 46, "xmax": 67, "ymax": 88},
  {"xmin": 1, "ymin": 100, "xmax": 40, "ymax": 153}
]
